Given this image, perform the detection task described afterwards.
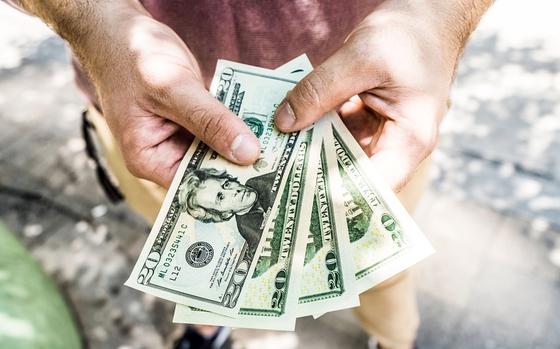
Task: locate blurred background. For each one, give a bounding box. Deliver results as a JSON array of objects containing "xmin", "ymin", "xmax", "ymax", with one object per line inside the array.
[{"xmin": 0, "ymin": 0, "xmax": 559, "ymax": 348}]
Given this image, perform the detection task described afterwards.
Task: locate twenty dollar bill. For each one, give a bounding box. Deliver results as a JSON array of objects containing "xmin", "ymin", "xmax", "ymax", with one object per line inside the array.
[
  {"xmin": 126, "ymin": 60, "xmax": 310, "ymax": 317},
  {"xmin": 175, "ymin": 128, "xmax": 321, "ymax": 330}
]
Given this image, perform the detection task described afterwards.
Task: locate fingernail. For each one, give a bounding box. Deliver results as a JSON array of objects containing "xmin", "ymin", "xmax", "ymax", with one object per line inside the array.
[
  {"xmin": 275, "ymin": 102, "xmax": 296, "ymax": 131},
  {"xmin": 231, "ymin": 133, "xmax": 260, "ymax": 163}
]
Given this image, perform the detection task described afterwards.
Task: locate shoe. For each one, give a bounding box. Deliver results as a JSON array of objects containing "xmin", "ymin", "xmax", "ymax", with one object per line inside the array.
[
  {"xmin": 368, "ymin": 337, "xmax": 418, "ymax": 349},
  {"xmin": 174, "ymin": 326, "xmax": 232, "ymax": 349},
  {"xmin": 367, "ymin": 337, "xmax": 378, "ymax": 349}
]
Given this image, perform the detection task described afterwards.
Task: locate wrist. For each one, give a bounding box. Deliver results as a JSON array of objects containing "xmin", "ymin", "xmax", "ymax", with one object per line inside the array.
[
  {"xmin": 67, "ymin": 1, "xmax": 149, "ymax": 58},
  {"xmin": 18, "ymin": 0, "xmax": 147, "ymax": 58},
  {"xmin": 355, "ymin": 8, "xmax": 455, "ymax": 86},
  {"xmin": 365, "ymin": 0, "xmax": 492, "ymax": 72}
]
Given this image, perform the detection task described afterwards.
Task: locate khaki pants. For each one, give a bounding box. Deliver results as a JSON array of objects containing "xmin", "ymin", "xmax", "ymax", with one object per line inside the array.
[{"xmin": 88, "ymin": 106, "xmax": 429, "ymax": 349}]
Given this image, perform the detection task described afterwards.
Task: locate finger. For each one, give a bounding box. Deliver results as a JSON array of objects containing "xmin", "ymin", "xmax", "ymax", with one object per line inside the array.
[
  {"xmin": 119, "ymin": 117, "xmax": 193, "ymax": 188},
  {"xmin": 143, "ymin": 128, "xmax": 193, "ymax": 188},
  {"xmin": 157, "ymin": 82, "xmax": 260, "ymax": 165},
  {"xmin": 274, "ymin": 48, "xmax": 375, "ymax": 132},
  {"xmin": 368, "ymin": 122, "xmax": 419, "ymax": 192},
  {"xmin": 367, "ymin": 117, "xmax": 437, "ymax": 192},
  {"xmin": 338, "ymin": 96, "xmax": 384, "ymax": 151},
  {"xmin": 369, "ymin": 147, "xmax": 418, "ymax": 193}
]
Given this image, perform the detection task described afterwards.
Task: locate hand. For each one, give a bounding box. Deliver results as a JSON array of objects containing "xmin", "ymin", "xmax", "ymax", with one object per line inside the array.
[
  {"xmin": 70, "ymin": 2, "xmax": 260, "ymax": 187},
  {"xmin": 274, "ymin": 1, "xmax": 467, "ymax": 191}
]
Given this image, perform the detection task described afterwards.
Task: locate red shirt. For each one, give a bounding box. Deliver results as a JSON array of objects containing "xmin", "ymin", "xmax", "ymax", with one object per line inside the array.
[
  {"xmin": 7, "ymin": 0, "xmax": 383, "ymax": 104},
  {"xmin": 141, "ymin": 1, "xmax": 381, "ymax": 80}
]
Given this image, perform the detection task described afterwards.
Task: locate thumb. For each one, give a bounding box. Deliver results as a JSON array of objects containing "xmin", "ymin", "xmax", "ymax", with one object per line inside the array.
[
  {"xmin": 160, "ymin": 83, "xmax": 260, "ymax": 165},
  {"xmin": 274, "ymin": 49, "xmax": 371, "ymax": 132}
]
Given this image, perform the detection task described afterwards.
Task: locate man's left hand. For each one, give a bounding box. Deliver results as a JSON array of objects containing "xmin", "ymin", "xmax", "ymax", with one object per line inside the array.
[{"xmin": 275, "ymin": 0, "xmax": 492, "ymax": 191}]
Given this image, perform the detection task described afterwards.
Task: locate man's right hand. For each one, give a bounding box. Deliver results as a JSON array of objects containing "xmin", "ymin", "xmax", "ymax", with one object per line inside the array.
[{"xmin": 19, "ymin": 0, "xmax": 260, "ymax": 188}]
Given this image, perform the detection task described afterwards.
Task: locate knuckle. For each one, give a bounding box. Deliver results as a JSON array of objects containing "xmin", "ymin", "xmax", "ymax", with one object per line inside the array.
[
  {"xmin": 123, "ymin": 152, "xmax": 143, "ymax": 179},
  {"xmin": 120, "ymin": 134, "xmax": 145, "ymax": 178},
  {"xmin": 145, "ymin": 78, "xmax": 173, "ymax": 103},
  {"xmin": 412, "ymin": 124, "xmax": 438, "ymax": 156},
  {"xmin": 137, "ymin": 59, "xmax": 180, "ymax": 101},
  {"xmin": 141, "ymin": 72, "xmax": 191, "ymax": 105},
  {"xmin": 191, "ymin": 106, "xmax": 229, "ymax": 147},
  {"xmin": 121, "ymin": 130, "xmax": 141, "ymax": 154},
  {"xmin": 291, "ymin": 75, "xmax": 323, "ymax": 110}
]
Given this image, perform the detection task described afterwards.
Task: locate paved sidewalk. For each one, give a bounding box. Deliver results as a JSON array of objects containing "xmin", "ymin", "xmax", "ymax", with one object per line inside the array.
[
  {"xmin": 232, "ymin": 190, "xmax": 560, "ymax": 349},
  {"xmin": 434, "ymin": 0, "xmax": 560, "ymax": 229},
  {"xmin": 0, "ymin": 1, "xmax": 559, "ymax": 348}
]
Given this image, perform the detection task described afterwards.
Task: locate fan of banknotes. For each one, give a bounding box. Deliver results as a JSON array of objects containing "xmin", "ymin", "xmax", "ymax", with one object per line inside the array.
[{"xmin": 125, "ymin": 55, "xmax": 434, "ymax": 330}]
